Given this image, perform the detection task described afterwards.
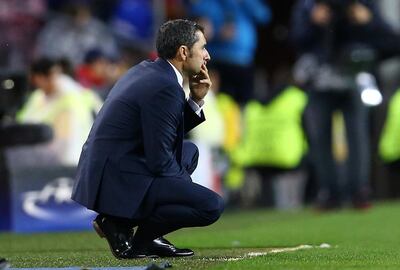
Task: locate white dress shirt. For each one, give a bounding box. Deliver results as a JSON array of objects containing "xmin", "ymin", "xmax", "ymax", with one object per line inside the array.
[{"xmin": 167, "ymin": 61, "xmax": 204, "ymax": 116}]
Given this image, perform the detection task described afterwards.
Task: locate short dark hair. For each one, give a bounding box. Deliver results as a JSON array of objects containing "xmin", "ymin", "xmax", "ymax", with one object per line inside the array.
[
  {"xmin": 30, "ymin": 58, "xmax": 56, "ymax": 76},
  {"xmin": 156, "ymin": 19, "xmax": 204, "ymax": 59}
]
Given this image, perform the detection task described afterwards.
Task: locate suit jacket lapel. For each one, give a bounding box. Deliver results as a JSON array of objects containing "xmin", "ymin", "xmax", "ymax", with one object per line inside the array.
[{"xmin": 155, "ymin": 58, "xmax": 185, "ymax": 164}]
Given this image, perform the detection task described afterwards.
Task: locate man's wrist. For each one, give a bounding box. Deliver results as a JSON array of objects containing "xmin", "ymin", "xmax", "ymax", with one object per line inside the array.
[
  {"xmin": 189, "ymin": 94, "xmax": 205, "ymax": 107},
  {"xmin": 187, "ymin": 96, "xmax": 204, "ymax": 116}
]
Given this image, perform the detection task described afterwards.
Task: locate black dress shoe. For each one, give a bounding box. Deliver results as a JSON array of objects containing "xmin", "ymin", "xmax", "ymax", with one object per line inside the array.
[
  {"xmin": 144, "ymin": 237, "xmax": 194, "ymax": 257},
  {"xmin": 93, "ymin": 215, "xmax": 146, "ymax": 259}
]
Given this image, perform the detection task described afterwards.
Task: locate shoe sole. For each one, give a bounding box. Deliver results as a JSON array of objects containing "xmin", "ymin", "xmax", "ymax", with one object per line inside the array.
[{"xmin": 159, "ymin": 252, "xmax": 195, "ymax": 258}]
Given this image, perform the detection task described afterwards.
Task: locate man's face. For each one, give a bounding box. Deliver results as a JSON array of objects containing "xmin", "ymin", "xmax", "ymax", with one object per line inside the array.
[{"xmin": 184, "ymin": 31, "xmax": 211, "ymax": 76}]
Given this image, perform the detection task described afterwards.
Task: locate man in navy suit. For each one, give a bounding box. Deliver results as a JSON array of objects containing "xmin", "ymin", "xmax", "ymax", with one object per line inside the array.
[{"xmin": 72, "ymin": 19, "xmax": 225, "ymax": 258}]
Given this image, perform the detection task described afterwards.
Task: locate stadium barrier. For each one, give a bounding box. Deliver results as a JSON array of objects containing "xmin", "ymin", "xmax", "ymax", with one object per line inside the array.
[{"xmin": 0, "ymin": 166, "xmax": 95, "ymax": 232}]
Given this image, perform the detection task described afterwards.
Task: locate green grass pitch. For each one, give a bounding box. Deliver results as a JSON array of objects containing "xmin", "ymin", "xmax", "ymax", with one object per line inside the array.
[{"xmin": 1, "ymin": 201, "xmax": 400, "ymax": 269}]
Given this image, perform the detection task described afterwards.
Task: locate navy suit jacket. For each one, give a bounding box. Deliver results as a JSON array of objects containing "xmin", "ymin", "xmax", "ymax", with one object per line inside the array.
[{"xmin": 71, "ymin": 58, "xmax": 205, "ymax": 218}]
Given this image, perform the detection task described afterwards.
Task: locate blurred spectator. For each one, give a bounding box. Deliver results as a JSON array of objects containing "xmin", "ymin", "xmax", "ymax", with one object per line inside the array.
[
  {"xmin": 36, "ymin": 0, "xmax": 118, "ymax": 67},
  {"xmin": 378, "ymin": 87, "xmax": 400, "ymax": 197},
  {"xmin": 188, "ymin": 0, "xmax": 272, "ymax": 105},
  {"xmin": 57, "ymin": 57, "xmax": 76, "ymax": 78},
  {"xmin": 373, "ymin": 1, "xmax": 400, "ymax": 103},
  {"xmin": 76, "ymin": 48, "xmax": 117, "ymax": 99},
  {"xmin": 231, "ymin": 85, "xmax": 308, "ymax": 209},
  {"xmin": 10, "ymin": 58, "xmax": 102, "ymax": 167},
  {"xmin": 110, "ymin": 0, "xmax": 154, "ymax": 50},
  {"xmin": 379, "ymin": 89, "xmax": 400, "ymax": 164},
  {"xmin": 84, "ymin": 47, "xmax": 151, "ymax": 101},
  {"xmin": 0, "ymin": 0, "xmax": 47, "ymax": 70},
  {"xmin": 291, "ymin": 0, "xmax": 400, "ymax": 210}
]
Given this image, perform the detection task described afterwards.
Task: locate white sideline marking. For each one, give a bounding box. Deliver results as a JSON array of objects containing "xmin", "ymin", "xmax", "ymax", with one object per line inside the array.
[
  {"xmin": 201, "ymin": 243, "xmax": 332, "ymax": 262},
  {"xmin": 249, "ymin": 244, "xmax": 313, "ymax": 256}
]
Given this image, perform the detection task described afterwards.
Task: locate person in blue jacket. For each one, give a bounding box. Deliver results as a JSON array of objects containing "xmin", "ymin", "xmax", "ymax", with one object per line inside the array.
[
  {"xmin": 72, "ymin": 19, "xmax": 224, "ymax": 259},
  {"xmin": 189, "ymin": 0, "xmax": 271, "ymax": 104}
]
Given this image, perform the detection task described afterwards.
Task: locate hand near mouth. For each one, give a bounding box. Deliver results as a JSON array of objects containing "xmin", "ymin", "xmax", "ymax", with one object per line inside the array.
[{"xmin": 189, "ymin": 64, "xmax": 212, "ymax": 104}]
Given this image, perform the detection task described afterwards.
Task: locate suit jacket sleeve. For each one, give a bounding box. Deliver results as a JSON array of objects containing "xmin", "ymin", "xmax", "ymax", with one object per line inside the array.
[
  {"xmin": 140, "ymin": 85, "xmax": 191, "ymax": 181},
  {"xmin": 184, "ymin": 101, "xmax": 205, "ymax": 134}
]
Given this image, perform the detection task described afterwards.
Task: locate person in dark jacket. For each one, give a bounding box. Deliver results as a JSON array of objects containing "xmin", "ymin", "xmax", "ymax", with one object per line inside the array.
[
  {"xmin": 291, "ymin": 0, "xmax": 400, "ymax": 210},
  {"xmin": 72, "ymin": 19, "xmax": 224, "ymax": 259}
]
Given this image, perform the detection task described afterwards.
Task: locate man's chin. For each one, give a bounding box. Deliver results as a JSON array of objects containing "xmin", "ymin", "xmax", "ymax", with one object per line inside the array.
[
  {"xmin": 195, "ymin": 67, "xmax": 204, "ymax": 75},
  {"xmin": 188, "ymin": 70, "xmax": 201, "ymax": 77}
]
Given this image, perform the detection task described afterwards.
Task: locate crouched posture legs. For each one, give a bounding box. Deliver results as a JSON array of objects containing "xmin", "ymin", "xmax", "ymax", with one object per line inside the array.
[{"xmin": 93, "ymin": 142, "xmax": 225, "ymax": 258}]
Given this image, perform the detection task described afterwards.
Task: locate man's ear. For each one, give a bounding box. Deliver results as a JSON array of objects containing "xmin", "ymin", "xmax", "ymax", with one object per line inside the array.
[{"xmin": 177, "ymin": 45, "xmax": 189, "ymax": 61}]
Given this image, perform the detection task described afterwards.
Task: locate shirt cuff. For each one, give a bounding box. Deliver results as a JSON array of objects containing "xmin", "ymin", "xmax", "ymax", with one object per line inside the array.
[{"xmin": 187, "ymin": 97, "xmax": 204, "ymax": 116}]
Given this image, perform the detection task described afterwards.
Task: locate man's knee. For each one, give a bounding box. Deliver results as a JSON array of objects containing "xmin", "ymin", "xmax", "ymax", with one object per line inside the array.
[
  {"xmin": 182, "ymin": 141, "xmax": 199, "ymax": 175},
  {"xmin": 211, "ymin": 194, "xmax": 225, "ymax": 221},
  {"xmin": 199, "ymin": 193, "xmax": 225, "ymax": 226}
]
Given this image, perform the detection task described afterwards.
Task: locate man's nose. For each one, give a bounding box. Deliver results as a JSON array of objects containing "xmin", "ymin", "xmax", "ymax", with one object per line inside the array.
[{"xmin": 204, "ymin": 49, "xmax": 211, "ymax": 62}]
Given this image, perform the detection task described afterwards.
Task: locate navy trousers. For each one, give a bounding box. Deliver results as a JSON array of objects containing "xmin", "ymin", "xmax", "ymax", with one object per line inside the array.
[{"xmin": 131, "ymin": 141, "xmax": 225, "ymax": 246}]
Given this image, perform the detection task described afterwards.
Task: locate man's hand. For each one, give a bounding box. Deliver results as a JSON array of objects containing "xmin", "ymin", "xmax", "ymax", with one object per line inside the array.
[{"xmin": 189, "ymin": 64, "xmax": 212, "ymax": 104}]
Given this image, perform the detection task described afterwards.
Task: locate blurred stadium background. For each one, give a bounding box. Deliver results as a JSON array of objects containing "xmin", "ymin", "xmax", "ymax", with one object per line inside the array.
[{"xmin": 1, "ymin": 1, "xmax": 400, "ymax": 268}]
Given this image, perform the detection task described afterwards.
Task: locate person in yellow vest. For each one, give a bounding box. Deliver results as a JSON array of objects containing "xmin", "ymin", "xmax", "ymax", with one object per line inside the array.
[
  {"xmin": 232, "ymin": 86, "xmax": 308, "ymax": 169},
  {"xmin": 14, "ymin": 58, "xmax": 102, "ymax": 166},
  {"xmin": 378, "ymin": 89, "xmax": 400, "ymax": 197},
  {"xmin": 231, "ymin": 86, "xmax": 308, "ymax": 208},
  {"xmin": 216, "ymin": 92, "xmax": 243, "ymax": 191},
  {"xmin": 379, "ymin": 89, "xmax": 400, "ymax": 163}
]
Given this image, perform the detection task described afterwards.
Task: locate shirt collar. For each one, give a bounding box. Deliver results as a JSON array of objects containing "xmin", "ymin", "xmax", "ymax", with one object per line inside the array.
[{"xmin": 167, "ymin": 60, "xmax": 183, "ymax": 88}]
